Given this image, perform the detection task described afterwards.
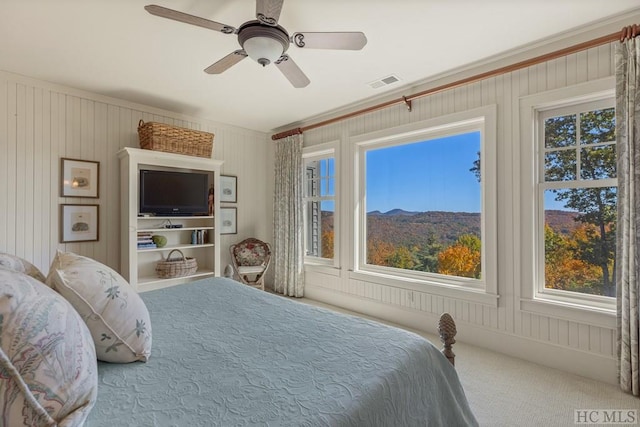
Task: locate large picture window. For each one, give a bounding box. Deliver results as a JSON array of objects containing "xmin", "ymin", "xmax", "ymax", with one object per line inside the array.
[
  {"xmin": 365, "ymin": 133, "xmax": 481, "ymax": 278},
  {"xmin": 354, "ymin": 107, "xmax": 497, "ymax": 293},
  {"xmin": 538, "ymin": 98, "xmax": 616, "ymax": 298}
]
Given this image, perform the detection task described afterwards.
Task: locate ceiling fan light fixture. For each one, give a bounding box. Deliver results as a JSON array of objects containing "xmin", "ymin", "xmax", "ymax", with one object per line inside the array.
[
  {"xmin": 243, "ymin": 37, "xmax": 283, "ymax": 66},
  {"xmin": 238, "ymin": 21, "xmax": 289, "ymax": 67}
]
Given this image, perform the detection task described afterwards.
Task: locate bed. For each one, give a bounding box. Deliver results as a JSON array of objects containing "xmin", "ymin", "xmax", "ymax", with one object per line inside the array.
[{"xmin": 85, "ymin": 277, "xmax": 478, "ymax": 426}]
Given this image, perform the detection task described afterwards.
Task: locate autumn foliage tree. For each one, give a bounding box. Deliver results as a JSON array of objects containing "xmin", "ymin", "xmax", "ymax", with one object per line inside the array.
[
  {"xmin": 437, "ymin": 234, "xmax": 481, "ymax": 279},
  {"xmin": 321, "ymin": 230, "xmax": 334, "ymax": 259}
]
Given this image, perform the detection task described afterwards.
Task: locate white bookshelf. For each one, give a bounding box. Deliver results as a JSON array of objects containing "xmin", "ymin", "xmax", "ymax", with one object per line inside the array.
[{"xmin": 118, "ymin": 147, "xmax": 224, "ymax": 292}]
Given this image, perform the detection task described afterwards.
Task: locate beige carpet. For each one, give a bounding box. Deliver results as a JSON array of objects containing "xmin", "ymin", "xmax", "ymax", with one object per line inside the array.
[{"xmin": 299, "ymin": 298, "xmax": 639, "ymax": 427}]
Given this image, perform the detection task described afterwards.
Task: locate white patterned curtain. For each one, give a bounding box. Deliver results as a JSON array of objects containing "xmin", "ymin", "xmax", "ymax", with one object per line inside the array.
[
  {"xmin": 615, "ymin": 27, "xmax": 640, "ymax": 397},
  {"xmin": 273, "ymin": 134, "xmax": 305, "ymax": 297}
]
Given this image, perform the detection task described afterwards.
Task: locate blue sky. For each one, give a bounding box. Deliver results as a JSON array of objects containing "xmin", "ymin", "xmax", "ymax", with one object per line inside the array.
[{"xmin": 366, "ymin": 132, "xmax": 481, "ymax": 213}]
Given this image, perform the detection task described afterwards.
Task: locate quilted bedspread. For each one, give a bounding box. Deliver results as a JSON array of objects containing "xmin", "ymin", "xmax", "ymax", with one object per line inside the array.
[{"xmin": 87, "ymin": 277, "xmax": 477, "ymax": 426}]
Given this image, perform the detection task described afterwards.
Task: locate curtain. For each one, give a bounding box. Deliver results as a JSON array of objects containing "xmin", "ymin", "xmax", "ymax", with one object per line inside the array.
[
  {"xmin": 273, "ymin": 134, "xmax": 305, "ymax": 297},
  {"xmin": 615, "ymin": 32, "xmax": 640, "ymax": 396}
]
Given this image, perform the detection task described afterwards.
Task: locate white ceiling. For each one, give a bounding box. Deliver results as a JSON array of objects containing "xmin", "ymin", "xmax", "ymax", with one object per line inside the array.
[{"xmin": 1, "ymin": 1, "xmax": 639, "ymax": 133}]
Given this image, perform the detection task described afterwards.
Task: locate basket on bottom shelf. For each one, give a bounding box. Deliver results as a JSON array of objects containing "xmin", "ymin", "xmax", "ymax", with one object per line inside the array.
[{"xmin": 155, "ymin": 249, "xmax": 198, "ymax": 279}]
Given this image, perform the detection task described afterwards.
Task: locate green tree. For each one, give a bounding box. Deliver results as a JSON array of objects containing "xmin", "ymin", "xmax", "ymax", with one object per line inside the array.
[{"xmin": 545, "ymin": 108, "xmax": 616, "ymax": 296}]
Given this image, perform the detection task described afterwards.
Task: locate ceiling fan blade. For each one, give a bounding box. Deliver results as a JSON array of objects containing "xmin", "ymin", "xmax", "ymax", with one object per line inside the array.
[
  {"xmin": 204, "ymin": 50, "xmax": 248, "ymax": 74},
  {"xmin": 145, "ymin": 5, "xmax": 237, "ymax": 34},
  {"xmin": 292, "ymin": 32, "xmax": 367, "ymax": 50},
  {"xmin": 275, "ymin": 55, "xmax": 310, "ymax": 88},
  {"xmin": 256, "ymin": 0, "xmax": 284, "ymax": 26}
]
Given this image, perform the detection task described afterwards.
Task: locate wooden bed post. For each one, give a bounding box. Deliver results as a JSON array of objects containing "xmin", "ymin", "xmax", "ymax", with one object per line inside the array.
[{"xmin": 438, "ymin": 313, "xmax": 457, "ymax": 367}]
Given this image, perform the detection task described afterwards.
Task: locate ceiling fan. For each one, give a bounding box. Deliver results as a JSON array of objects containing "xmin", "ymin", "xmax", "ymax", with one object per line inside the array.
[{"xmin": 145, "ymin": 1, "xmax": 367, "ymax": 88}]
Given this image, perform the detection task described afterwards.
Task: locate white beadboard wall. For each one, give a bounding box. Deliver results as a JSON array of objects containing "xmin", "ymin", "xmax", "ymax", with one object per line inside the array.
[
  {"xmin": 296, "ymin": 18, "xmax": 637, "ymax": 383},
  {"xmin": 0, "ymin": 70, "xmax": 273, "ymax": 278}
]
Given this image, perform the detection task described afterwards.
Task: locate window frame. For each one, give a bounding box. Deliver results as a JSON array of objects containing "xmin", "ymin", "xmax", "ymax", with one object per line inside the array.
[
  {"xmin": 302, "ymin": 141, "xmax": 339, "ymax": 268},
  {"xmin": 519, "ymin": 77, "xmax": 616, "ymax": 325},
  {"xmin": 350, "ymin": 105, "xmax": 498, "ymax": 302}
]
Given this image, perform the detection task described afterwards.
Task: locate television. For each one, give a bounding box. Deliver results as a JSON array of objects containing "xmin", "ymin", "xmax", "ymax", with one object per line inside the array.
[{"xmin": 139, "ymin": 169, "xmax": 209, "ymax": 216}]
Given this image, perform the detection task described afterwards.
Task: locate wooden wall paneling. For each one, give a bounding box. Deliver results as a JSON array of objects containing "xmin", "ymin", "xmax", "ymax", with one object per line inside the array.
[
  {"xmin": 588, "ymin": 327, "xmax": 601, "ymax": 354},
  {"xmin": 0, "ymin": 77, "xmax": 7, "ymax": 253},
  {"xmin": 33, "ymin": 87, "xmax": 45, "ymax": 270},
  {"xmin": 94, "ymin": 101, "xmax": 108, "ymax": 265},
  {"xmin": 15, "ymin": 84, "xmax": 27, "ymax": 260},
  {"xmin": 568, "ymin": 321, "xmax": 580, "ymax": 349},
  {"xmin": 578, "ymin": 323, "xmax": 591, "ymax": 352},
  {"xmin": 539, "ymin": 315, "xmax": 550, "ymax": 342},
  {"xmin": 600, "ymin": 328, "xmax": 614, "ymax": 357},
  {"xmin": 106, "ymin": 104, "xmax": 120, "ymax": 268}
]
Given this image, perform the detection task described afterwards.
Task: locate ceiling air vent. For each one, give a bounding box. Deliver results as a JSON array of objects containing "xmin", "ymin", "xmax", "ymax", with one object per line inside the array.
[{"xmin": 368, "ymin": 74, "xmax": 400, "ymax": 89}]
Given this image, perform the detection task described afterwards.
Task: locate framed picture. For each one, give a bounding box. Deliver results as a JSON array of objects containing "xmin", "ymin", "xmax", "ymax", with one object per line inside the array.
[
  {"xmin": 60, "ymin": 204, "xmax": 99, "ymax": 243},
  {"xmin": 60, "ymin": 158, "xmax": 100, "ymax": 198},
  {"xmin": 219, "ymin": 175, "xmax": 237, "ymax": 203},
  {"xmin": 220, "ymin": 207, "xmax": 237, "ymax": 235}
]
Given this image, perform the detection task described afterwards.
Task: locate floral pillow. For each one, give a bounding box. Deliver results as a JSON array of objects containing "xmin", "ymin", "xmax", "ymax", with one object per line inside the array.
[
  {"xmin": 46, "ymin": 251, "xmax": 152, "ymax": 363},
  {"xmin": 0, "ymin": 269, "xmax": 98, "ymax": 426},
  {"xmin": 0, "ymin": 252, "xmax": 46, "ymax": 282}
]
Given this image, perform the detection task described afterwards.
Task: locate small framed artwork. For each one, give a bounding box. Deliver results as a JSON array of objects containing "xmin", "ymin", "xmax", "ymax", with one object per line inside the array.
[
  {"xmin": 60, "ymin": 204, "xmax": 99, "ymax": 243},
  {"xmin": 219, "ymin": 207, "xmax": 237, "ymax": 235},
  {"xmin": 61, "ymin": 158, "xmax": 100, "ymax": 198},
  {"xmin": 219, "ymin": 175, "xmax": 237, "ymax": 203}
]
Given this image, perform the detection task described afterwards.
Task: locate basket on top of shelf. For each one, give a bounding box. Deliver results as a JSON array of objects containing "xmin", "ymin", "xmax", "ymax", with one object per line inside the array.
[
  {"xmin": 155, "ymin": 249, "xmax": 198, "ymax": 279},
  {"xmin": 137, "ymin": 120, "xmax": 214, "ymax": 158}
]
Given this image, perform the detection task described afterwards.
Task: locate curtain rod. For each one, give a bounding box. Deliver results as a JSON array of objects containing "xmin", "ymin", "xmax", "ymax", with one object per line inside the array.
[{"xmin": 271, "ymin": 25, "xmax": 639, "ymax": 141}]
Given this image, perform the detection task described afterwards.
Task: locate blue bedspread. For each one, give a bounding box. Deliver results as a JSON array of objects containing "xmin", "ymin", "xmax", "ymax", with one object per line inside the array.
[{"xmin": 87, "ymin": 278, "xmax": 477, "ymax": 426}]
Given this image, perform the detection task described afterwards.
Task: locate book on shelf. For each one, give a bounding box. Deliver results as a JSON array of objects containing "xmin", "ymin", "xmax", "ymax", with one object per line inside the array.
[{"xmin": 137, "ymin": 243, "xmax": 157, "ymax": 249}]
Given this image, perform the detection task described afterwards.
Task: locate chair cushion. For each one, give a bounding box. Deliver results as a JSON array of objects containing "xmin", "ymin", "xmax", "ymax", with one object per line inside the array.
[
  {"xmin": 46, "ymin": 251, "xmax": 152, "ymax": 363},
  {"xmin": 238, "ymin": 266, "xmax": 266, "ymax": 274},
  {"xmin": 0, "ymin": 269, "xmax": 98, "ymax": 426},
  {"xmin": 0, "ymin": 252, "xmax": 46, "ymax": 282}
]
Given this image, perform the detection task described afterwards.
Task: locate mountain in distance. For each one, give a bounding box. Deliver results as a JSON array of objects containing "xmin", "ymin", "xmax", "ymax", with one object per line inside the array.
[
  {"xmin": 366, "ymin": 210, "xmax": 481, "ymax": 248},
  {"xmin": 544, "ymin": 209, "xmax": 579, "ymax": 235},
  {"xmin": 367, "ymin": 209, "xmax": 420, "ymax": 216},
  {"xmin": 321, "ymin": 209, "xmax": 579, "ymax": 249}
]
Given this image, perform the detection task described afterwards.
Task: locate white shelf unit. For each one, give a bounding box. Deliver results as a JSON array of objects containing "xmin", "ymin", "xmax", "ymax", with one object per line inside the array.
[{"xmin": 118, "ymin": 147, "xmax": 224, "ymax": 292}]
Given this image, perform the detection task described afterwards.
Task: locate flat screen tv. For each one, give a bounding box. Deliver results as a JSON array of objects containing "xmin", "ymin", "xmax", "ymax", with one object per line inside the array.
[{"xmin": 139, "ymin": 169, "xmax": 209, "ymax": 216}]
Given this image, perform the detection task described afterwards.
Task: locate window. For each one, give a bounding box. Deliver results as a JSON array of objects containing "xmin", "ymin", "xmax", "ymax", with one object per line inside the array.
[
  {"xmin": 353, "ymin": 107, "xmax": 497, "ymax": 294},
  {"xmin": 303, "ymin": 145, "xmax": 336, "ymax": 264},
  {"xmin": 538, "ymin": 98, "xmax": 616, "ymax": 299}
]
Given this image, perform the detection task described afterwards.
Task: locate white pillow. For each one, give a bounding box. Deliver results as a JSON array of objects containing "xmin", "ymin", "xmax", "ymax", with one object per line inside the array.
[
  {"xmin": 0, "ymin": 269, "xmax": 98, "ymax": 426},
  {"xmin": 46, "ymin": 251, "xmax": 152, "ymax": 363},
  {"xmin": 0, "ymin": 252, "xmax": 46, "ymax": 282}
]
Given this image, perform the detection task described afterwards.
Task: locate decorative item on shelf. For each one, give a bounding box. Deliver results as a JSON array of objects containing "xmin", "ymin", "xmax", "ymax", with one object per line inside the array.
[
  {"xmin": 137, "ymin": 120, "xmax": 214, "ymax": 158},
  {"xmin": 151, "ymin": 235, "xmax": 167, "ymax": 248},
  {"xmin": 190, "ymin": 230, "xmax": 209, "ymax": 245},
  {"xmin": 155, "ymin": 249, "xmax": 198, "ymax": 279},
  {"xmin": 208, "ymin": 185, "xmax": 214, "ymax": 216}
]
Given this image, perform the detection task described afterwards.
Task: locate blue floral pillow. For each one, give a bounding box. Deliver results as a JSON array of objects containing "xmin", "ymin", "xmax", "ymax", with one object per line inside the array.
[
  {"xmin": 46, "ymin": 251, "xmax": 152, "ymax": 363},
  {"xmin": 0, "ymin": 269, "xmax": 98, "ymax": 425}
]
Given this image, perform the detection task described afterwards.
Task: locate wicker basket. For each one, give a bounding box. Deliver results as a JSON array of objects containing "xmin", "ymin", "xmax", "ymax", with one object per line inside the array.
[
  {"xmin": 155, "ymin": 249, "xmax": 198, "ymax": 279},
  {"xmin": 137, "ymin": 120, "xmax": 214, "ymax": 158}
]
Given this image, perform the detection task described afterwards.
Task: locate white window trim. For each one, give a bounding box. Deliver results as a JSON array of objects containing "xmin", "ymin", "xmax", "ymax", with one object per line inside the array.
[
  {"xmin": 518, "ymin": 77, "xmax": 616, "ymax": 327},
  {"xmin": 303, "ymin": 141, "xmax": 339, "ymax": 270},
  {"xmin": 349, "ymin": 105, "xmax": 498, "ymax": 306}
]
